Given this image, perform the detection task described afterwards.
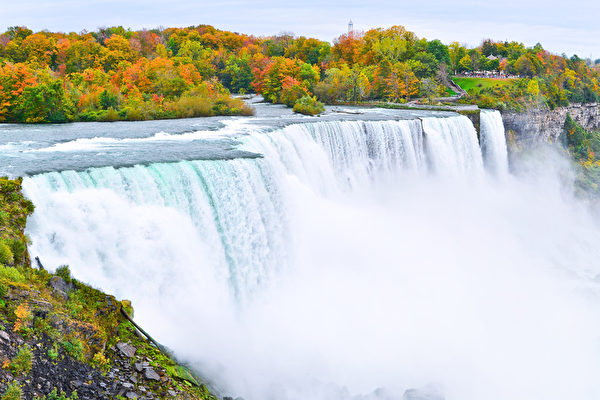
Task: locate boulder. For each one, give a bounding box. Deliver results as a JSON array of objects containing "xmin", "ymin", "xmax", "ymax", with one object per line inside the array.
[
  {"xmin": 116, "ymin": 342, "xmax": 137, "ymax": 358},
  {"xmin": 49, "ymin": 276, "xmax": 73, "ymax": 300},
  {"xmin": 143, "ymin": 367, "xmax": 160, "ymax": 381},
  {"xmin": 0, "ymin": 330, "xmax": 10, "ymax": 343}
]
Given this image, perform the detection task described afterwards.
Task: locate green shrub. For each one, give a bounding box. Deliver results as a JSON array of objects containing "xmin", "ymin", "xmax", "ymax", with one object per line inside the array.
[
  {"xmin": 293, "ymin": 96, "xmax": 325, "ymax": 116},
  {"xmin": 55, "ymin": 265, "xmax": 71, "ymax": 282},
  {"xmin": 0, "ymin": 265, "xmax": 26, "ymax": 283},
  {"xmin": 47, "ymin": 345, "xmax": 59, "ymax": 361},
  {"xmin": 1, "ymin": 382, "xmax": 22, "ymax": 400},
  {"xmin": 10, "ymin": 345, "xmax": 33, "ymax": 375},
  {"xmin": 0, "ymin": 211, "xmax": 9, "ymax": 225},
  {"xmin": 98, "ymin": 108, "xmax": 120, "ymax": 122},
  {"xmin": 9, "ymin": 240, "xmax": 27, "ymax": 265},
  {"xmin": 39, "ymin": 388, "xmax": 79, "ymax": 400},
  {"xmin": 61, "ymin": 339, "xmax": 84, "ymax": 361},
  {"xmin": 0, "ymin": 242, "xmax": 13, "ymax": 265}
]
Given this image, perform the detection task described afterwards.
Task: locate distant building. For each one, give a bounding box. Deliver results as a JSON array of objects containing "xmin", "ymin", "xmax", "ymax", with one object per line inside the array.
[{"xmin": 348, "ymin": 20, "xmax": 354, "ymax": 34}]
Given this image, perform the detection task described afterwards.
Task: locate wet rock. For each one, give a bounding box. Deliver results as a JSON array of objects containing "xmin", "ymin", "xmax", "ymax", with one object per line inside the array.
[
  {"xmin": 143, "ymin": 367, "xmax": 160, "ymax": 381},
  {"xmin": 116, "ymin": 342, "xmax": 137, "ymax": 358}
]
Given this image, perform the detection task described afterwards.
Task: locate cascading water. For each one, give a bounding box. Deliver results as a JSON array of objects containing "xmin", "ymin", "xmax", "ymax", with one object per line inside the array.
[
  {"xmin": 22, "ymin": 113, "xmax": 600, "ymax": 400},
  {"xmin": 479, "ymin": 109, "xmax": 509, "ymax": 177}
]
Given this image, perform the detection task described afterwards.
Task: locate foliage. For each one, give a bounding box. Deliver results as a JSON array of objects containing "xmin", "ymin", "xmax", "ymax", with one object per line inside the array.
[
  {"xmin": 47, "ymin": 345, "xmax": 59, "ymax": 361},
  {"xmin": 1, "ymin": 382, "xmax": 22, "ymax": 400},
  {"xmin": 293, "ymin": 95, "xmax": 325, "ymax": 115},
  {"xmin": 0, "ymin": 24, "xmax": 598, "ymax": 116},
  {"xmin": 55, "ymin": 265, "xmax": 71, "ymax": 282},
  {"xmin": 61, "ymin": 339, "xmax": 84, "ymax": 361},
  {"xmin": 35, "ymin": 388, "xmax": 78, "ymax": 400},
  {"xmin": 0, "ymin": 265, "xmax": 26, "ymax": 284},
  {"xmin": 564, "ymin": 115, "xmax": 600, "ymax": 196},
  {"xmin": 0, "ymin": 242, "xmax": 13, "ymax": 265},
  {"xmin": 9, "ymin": 345, "xmax": 33, "ymax": 375}
]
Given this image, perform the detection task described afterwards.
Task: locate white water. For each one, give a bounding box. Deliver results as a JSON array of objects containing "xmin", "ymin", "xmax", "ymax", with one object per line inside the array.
[
  {"xmin": 480, "ymin": 110, "xmax": 509, "ymax": 177},
  {"xmin": 23, "ymin": 114, "xmax": 600, "ymax": 400}
]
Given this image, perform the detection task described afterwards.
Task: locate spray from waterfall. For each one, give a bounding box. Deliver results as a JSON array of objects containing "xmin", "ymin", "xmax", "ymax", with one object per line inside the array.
[{"xmin": 22, "ymin": 115, "xmax": 600, "ymax": 400}]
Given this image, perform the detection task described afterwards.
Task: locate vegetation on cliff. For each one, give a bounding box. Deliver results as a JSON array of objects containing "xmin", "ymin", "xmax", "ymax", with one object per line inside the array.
[
  {"xmin": 1, "ymin": 24, "xmax": 599, "ymax": 122},
  {"xmin": 0, "ymin": 177, "xmax": 215, "ymax": 400},
  {"xmin": 564, "ymin": 115, "xmax": 600, "ymax": 196}
]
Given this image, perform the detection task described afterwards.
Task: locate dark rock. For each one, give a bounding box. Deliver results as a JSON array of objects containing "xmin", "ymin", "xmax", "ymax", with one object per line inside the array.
[
  {"xmin": 69, "ymin": 380, "xmax": 83, "ymax": 389},
  {"xmin": 143, "ymin": 367, "xmax": 160, "ymax": 381},
  {"xmin": 49, "ymin": 276, "xmax": 73, "ymax": 300},
  {"xmin": 116, "ymin": 342, "xmax": 137, "ymax": 358}
]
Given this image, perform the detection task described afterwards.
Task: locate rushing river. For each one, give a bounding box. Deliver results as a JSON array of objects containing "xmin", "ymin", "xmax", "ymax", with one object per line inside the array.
[{"xmin": 3, "ymin": 101, "xmax": 600, "ymax": 400}]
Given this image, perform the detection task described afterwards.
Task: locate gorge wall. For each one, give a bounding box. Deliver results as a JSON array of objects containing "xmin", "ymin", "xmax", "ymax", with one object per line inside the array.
[{"xmin": 501, "ymin": 103, "xmax": 600, "ymax": 147}]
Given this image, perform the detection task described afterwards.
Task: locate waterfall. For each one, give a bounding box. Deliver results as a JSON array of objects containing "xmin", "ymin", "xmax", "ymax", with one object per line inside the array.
[
  {"xmin": 23, "ymin": 116, "xmax": 482, "ymax": 299},
  {"xmin": 480, "ymin": 110, "xmax": 509, "ymax": 177},
  {"xmin": 421, "ymin": 115, "xmax": 484, "ymax": 178},
  {"xmin": 21, "ymin": 114, "xmax": 600, "ymax": 400}
]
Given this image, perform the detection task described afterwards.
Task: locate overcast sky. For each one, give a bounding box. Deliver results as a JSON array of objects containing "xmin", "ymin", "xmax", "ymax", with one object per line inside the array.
[{"xmin": 1, "ymin": 0, "xmax": 598, "ymax": 59}]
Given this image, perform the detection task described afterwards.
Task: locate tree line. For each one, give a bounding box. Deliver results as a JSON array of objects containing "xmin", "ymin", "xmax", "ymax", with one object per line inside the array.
[{"xmin": 0, "ymin": 25, "xmax": 599, "ymax": 122}]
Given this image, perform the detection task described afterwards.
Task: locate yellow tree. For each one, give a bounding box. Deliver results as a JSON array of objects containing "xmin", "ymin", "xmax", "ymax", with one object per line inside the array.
[
  {"xmin": 385, "ymin": 62, "xmax": 419, "ymax": 102},
  {"xmin": 527, "ymin": 79, "xmax": 540, "ymax": 106}
]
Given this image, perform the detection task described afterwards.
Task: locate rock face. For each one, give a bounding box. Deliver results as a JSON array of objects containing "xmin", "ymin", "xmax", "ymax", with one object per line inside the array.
[
  {"xmin": 501, "ymin": 103, "xmax": 600, "ymax": 147},
  {"xmin": 49, "ymin": 276, "xmax": 73, "ymax": 300}
]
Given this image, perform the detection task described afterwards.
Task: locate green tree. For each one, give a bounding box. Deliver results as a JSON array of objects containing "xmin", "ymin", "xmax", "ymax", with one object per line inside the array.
[{"xmin": 16, "ymin": 79, "xmax": 74, "ymax": 123}]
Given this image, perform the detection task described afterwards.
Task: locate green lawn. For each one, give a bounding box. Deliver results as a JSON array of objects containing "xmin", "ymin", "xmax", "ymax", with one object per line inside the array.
[{"xmin": 452, "ymin": 76, "xmax": 516, "ymax": 93}]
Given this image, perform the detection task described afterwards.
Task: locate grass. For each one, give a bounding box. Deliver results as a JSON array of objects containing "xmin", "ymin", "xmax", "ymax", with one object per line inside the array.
[{"xmin": 452, "ymin": 77, "xmax": 516, "ymax": 93}]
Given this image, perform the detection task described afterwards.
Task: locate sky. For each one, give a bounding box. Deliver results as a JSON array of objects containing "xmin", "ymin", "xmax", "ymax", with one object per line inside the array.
[{"xmin": 1, "ymin": 0, "xmax": 599, "ymax": 59}]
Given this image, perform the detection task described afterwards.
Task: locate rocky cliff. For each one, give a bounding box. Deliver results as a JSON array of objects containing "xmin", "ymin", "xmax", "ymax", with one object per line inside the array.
[
  {"xmin": 501, "ymin": 103, "xmax": 600, "ymax": 147},
  {"xmin": 0, "ymin": 178, "xmax": 217, "ymax": 400}
]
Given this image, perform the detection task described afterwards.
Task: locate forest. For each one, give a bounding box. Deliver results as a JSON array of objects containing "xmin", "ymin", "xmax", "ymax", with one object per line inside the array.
[{"xmin": 1, "ymin": 24, "xmax": 599, "ymax": 122}]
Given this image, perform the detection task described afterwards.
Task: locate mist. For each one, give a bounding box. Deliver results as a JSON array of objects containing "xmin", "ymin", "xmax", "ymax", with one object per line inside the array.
[{"xmin": 23, "ymin": 113, "xmax": 600, "ymax": 400}]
